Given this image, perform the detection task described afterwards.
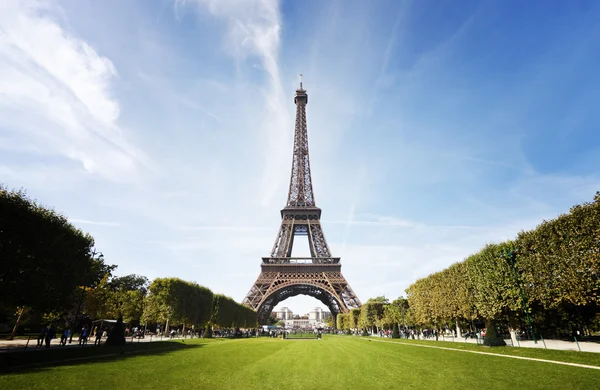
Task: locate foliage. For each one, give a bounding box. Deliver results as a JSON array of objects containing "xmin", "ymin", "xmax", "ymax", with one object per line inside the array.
[
  {"xmin": 110, "ymin": 275, "xmax": 149, "ymax": 295},
  {"xmin": 211, "ymin": 294, "xmax": 256, "ymax": 329},
  {"xmin": 84, "ymin": 273, "xmax": 147, "ymax": 323},
  {"xmin": 403, "ymin": 192, "xmax": 600, "ymax": 339},
  {"xmin": 323, "ymin": 315, "xmax": 334, "ymax": 328},
  {"xmin": 142, "ymin": 278, "xmax": 213, "ymax": 329},
  {"xmin": 387, "ymin": 297, "xmax": 412, "ymax": 327},
  {"xmin": 336, "ymin": 313, "xmax": 349, "ymax": 331},
  {"xmin": 349, "ymin": 308, "xmax": 361, "ymax": 330},
  {"xmin": 0, "ymin": 186, "xmax": 111, "ymax": 312},
  {"xmin": 465, "ymin": 241, "xmax": 522, "ymax": 320},
  {"xmin": 358, "ymin": 297, "xmax": 387, "ymax": 332}
]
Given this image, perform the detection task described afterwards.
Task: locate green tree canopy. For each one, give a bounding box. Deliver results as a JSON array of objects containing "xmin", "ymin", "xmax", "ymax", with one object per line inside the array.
[
  {"xmin": 0, "ymin": 186, "xmax": 111, "ymax": 312},
  {"xmin": 84, "ymin": 273, "xmax": 148, "ymax": 323},
  {"xmin": 142, "ymin": 278, "xmax": 213, "ymax": 328}
]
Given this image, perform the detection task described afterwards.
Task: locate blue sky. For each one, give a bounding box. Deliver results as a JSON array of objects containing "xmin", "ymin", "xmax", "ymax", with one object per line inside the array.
[{"xmin": 1, "ymin": 0, "xmax": 599, "ymax": 316}]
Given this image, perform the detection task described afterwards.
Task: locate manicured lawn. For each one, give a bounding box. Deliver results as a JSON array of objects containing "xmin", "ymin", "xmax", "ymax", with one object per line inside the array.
[
  {"xmin": 370, "ymin": 336, "xmax": 600, "ymax": 367},
  {"xmin": 1, "ymin": 336, "xmax": 599, "ymax": 389},
  {"xmin": 286, "ymin": 332, "xmax": 319, "ymax": 339}
]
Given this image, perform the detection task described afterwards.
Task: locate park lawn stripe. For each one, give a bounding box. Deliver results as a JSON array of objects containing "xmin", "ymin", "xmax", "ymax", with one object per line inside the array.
[
  {"xmin": 362, "ymin": 336, "xmax": 600, "ymax": 368},
  {"xmin": 363, "ymin": 338, "xmax": 600, "ymax": 370}
]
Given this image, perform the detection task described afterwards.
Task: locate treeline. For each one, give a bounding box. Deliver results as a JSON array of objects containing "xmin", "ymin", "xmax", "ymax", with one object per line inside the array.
[
  {"xmin": 1, "ymin": 186, "xmax": 113, "ymax": 338},
  {"xmin": 336, "ymin": 193, "xmax": 600, "ymax": 345},
  {"xmin": 336, "ymin": 297, "xmax": 409, "ymax": 335},
  {"xmin": 142, "ymin": 278, "xmax": 257, "ymax": 334},
  {"xmin": 405, "ymin": 192, "xmax": 600, "ymax": 344},
  {"xmin": 0, "ymin": 186, "xmax": 256, "ymax": 338}
]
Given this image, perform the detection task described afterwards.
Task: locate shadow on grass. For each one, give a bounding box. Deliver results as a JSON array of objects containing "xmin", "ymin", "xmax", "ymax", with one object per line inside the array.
[{"xmin": 0, "ymin": 340, "xmax": 206, "ymax": 374}]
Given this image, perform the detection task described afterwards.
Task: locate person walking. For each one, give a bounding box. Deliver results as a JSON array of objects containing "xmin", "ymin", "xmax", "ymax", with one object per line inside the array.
[
  {"xmin": 60, "ymin": 328, "xmax": 71, "ymax": 346},
  {"xmin": 44, "ymin": 326, "xmax": 55, "ymax": 348},
  {"xmin": 94, "ymin": 327, "xmax": 103, "ymax": 345},
  {"xmin": 37, "ymin": 325, "xmax": 48, "ymax": 347},
  {"xmin": 79, "ymin": 326, "xmax": 88, "ymax": 346}
]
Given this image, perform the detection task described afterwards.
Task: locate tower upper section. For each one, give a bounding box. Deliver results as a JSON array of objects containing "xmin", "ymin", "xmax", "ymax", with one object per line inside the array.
[{"xmin": 284, "ymin": 82, "xmax": 318, "ymax": 214}]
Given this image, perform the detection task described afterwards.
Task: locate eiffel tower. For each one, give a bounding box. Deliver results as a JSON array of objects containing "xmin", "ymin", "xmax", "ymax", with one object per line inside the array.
[{"xmin": 243, "ymin": 79, "xmax": 361, "ymax": 324}]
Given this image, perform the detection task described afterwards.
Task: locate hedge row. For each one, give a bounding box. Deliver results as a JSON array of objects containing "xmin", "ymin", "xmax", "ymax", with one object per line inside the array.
[
  {"xmin": 143, "ymin": 278, "xmax": 257, "ymax": 331},
  {"xmin": 405, "ymin": 192, "xmax": 600, "ymax": 337}
]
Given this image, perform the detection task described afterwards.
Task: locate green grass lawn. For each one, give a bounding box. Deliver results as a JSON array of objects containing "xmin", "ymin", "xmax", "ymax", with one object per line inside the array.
[
  {"xmin": 1, "ymin": 336, "xmax": 599, "ymax": 389},
  {"xmin": 285, "ymin": 332, "xmax": 319, "ymax": 339}
]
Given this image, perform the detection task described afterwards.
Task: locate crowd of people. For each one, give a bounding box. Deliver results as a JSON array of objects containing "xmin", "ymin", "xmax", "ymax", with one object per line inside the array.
[{"xmin": 35, "ymin": 324, "xmax": 112, "ymax": 348}]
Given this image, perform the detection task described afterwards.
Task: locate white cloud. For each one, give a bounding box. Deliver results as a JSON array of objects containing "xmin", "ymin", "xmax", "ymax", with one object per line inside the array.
[
  {"xmin": 70, "ymin": 219, "xmax": 121, "ymax": 227},
  {"xmin": 0, "ymin": 0, "xmax": 148, "ymax": 181},
  {"xmin": 177, "ymin": 0, "xmax": 290, "ymax": 207}
]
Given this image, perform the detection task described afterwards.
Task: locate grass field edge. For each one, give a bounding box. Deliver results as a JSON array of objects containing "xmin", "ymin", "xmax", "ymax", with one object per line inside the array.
[{"xmin": 361, "ymin": 337, "xmax": 600, "ymax": 370}]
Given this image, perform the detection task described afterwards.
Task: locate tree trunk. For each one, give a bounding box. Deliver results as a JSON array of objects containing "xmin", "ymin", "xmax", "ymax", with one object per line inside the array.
[
  {"xmin": 455, "ymin": 320, "xmax": 462, "ymax": 338},
  {"xmin": 508, "ymin": 316, "xmax": 518, "ymax": 346},
  {"xmin": 483, "ymin": 318, "xmax": 506, "ymax": 347},
  {"xmin": 9, "ymin": 306, "xmax": 27, "ymax": 340}
]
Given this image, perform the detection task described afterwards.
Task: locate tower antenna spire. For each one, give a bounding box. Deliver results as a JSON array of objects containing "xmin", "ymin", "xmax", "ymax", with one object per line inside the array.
[{"xmin": 300, "ymin": 73, "xmax": 303, "ymax": 89}]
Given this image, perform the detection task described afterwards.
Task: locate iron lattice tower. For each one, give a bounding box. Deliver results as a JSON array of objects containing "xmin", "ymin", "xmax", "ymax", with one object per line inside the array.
[{"xmin": 243, "ymin": 81, "xmax": 361, "ymax": 324}]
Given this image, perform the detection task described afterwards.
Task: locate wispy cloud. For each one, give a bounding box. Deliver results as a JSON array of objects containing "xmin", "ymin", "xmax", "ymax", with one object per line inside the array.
[
  {"xmin": 178, "ymin": 0, "xmax": 289, "ymax": 207},
  {"xmin": 175, "ymin": 225, "xmax": 271, "ymax": 232},
  {"xmin": 70, "ymin": 219, "xmax": 121, "ymax": 227},
  {"xmin": 0, "ymin": 0, "xmax": 149, "ymax": 181}
]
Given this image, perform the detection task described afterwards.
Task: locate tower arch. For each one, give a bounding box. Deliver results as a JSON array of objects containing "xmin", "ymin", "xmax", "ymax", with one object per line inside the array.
[{"xmin": 256, "ymin": 282, "xmax": 344, "ymax": 324}]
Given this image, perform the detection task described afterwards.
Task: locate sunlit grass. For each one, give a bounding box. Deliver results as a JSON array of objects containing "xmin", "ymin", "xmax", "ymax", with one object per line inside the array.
[{"xmin": 1, "ymin": 336, "xmax": 599, "ymax": 389}]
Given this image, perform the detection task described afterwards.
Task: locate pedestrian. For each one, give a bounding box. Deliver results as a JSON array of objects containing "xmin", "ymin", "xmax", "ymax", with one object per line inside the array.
[
  {"xmin": 94, "ymin": 327, "xmax": 103, "ymax": 345},
  {"xmin": 60, "ymin": 328, "xmax": 71, "ymax": 346},
  {"xmin": 37, "ymin": 325, "xmax": 48, "ymax": 347},
  {"xmin": 79, "ymin": 326, "xmax": 88, "ymax": 345},
  {"xmin": 44, "ymin": 326, "xmax": 55, "ymax": 348}
]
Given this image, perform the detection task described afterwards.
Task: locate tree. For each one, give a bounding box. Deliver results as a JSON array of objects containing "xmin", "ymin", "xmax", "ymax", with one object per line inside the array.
[
  {"xmin": 0, "ymin": 186, "xmax": 101, "ymax": 312},
  {"xmin": 83, "ymin": 273, "xmax": 147, "ymax": 324},
  {"xmin": 324, "ymin": 315, "xmax": 334, "ymax": 328},
  {"xmin": 359, "ymin": 297, "xmax": 387, "ymax": 334},
  {"xmin": 387, "ymin": 297, "xmax": 410, "ymax": 328},
  {"xmin": 212, "ymin": 294, "xmax": 236, "ymax": 328},
  {"xmin": 142, "ymin": 278, "xmax": 213, "ymax": 333},
  {"xmin": 1, "ymin": 186, "xmax": 115, "ymax": 339},
  {"xmin": 110, "ymin": 274, "xmax": 149, "ymax": 295},
  {"xmin": 392, "ymin": 323, "xmax": 400, "ymax": 339},
  {"xmin": 465, "ymin": 242, "xmax": 523, "ymax": 346},
  {"xmin": 401, "ymin": 192, "xmax": 600, "ymax": 341},
  {"xmin": 336, "ymin": 313, "xmax": 350, "ymax": 332},
  {"xmin": 349, "ymin": 308, "xmax": 361, "ymax": 333}
]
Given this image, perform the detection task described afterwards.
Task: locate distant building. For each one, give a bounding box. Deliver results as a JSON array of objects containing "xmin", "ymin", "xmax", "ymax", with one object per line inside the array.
[
  {"xmin": 271, "ymin": 306, "xmax": 331, "ymax": 329},
  {"xmin": 309, "ymin": 307, "xmax": 331, "ymax": 323},
  {"xmin": 272, "ymin": 307, "xmax": 294, "ymax": 320}
]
